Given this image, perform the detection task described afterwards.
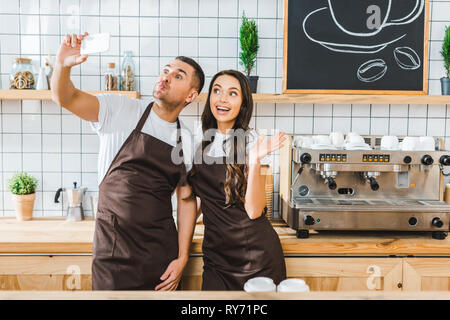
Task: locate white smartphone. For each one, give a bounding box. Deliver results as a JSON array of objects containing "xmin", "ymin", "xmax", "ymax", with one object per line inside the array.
[{"xmin": 80, "ymin": 33, "xmax": 110, "ymax": 55}]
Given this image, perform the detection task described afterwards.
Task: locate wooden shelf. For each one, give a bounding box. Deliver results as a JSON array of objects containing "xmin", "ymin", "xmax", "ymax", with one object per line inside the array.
[
  {"xmin": 0, "ymin": 89, "xmax": 140, "ymax": 100},
  {"xmin": 195, "ymin": 93, "xmax": 450, "ymax": 105},
  {"xmin": 1, "ymin": 90, "xmax": 448, "ymax": 105}
]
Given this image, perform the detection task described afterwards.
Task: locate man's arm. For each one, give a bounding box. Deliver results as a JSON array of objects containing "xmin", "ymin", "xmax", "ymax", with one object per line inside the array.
[
  {"xmin": 155, "ymin": 184, "xmax": 197, "ymax": 291},
  {"xmin": 51, "ymin": 33, "xmax": 99, "ymax": 122}
]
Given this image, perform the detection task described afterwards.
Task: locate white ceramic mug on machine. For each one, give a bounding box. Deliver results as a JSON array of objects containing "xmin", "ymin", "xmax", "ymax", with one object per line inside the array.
[
  {"xmin": 380, "ymin": 135, "xmax": 399, "ymax": 150},
  {"xmin": 329, "ymin": 132, "xmax": 345, "ymax": 148}
]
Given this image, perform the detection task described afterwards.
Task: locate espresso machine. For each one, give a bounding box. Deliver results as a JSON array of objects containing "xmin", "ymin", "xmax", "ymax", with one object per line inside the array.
[
  {"xmin": 279, "ymin": 135, "xmax": 450, "ymax": 240},
  {"xmin": 55, "ymin": 182, "xmax": 88, "ymax": 221}
]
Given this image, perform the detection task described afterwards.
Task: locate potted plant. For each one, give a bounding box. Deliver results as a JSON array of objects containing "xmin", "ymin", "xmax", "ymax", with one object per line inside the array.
[
  {"xmin": 441, "ymin": 25, "xmax": 450, "ymax": 95},
  {"xmin": 7, "ymin": 172, "xmax": 38, "ymax": 221},
  {"xmin": 239, "ymin": 12, "xmax": 260, "ymax": 93}
]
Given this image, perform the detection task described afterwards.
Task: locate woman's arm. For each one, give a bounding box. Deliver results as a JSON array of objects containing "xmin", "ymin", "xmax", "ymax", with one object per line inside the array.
[
  {"xmin": 244, "ymin": 132, "xmax": 287, "ymax": 220},
  {"xmin": 244, "ymin": 161, "xmax": 266, "ymax": 220}
]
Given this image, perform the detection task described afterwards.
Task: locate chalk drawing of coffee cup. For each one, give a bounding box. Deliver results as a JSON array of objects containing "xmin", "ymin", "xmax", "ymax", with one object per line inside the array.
[{"xmin": 328, "ymin": 0, "xmax": 424, "ymax": 37}]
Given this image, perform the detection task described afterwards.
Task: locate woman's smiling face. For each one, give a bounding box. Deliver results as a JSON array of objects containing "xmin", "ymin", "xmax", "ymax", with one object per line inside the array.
[{"xmin": 209, "ymin": 75, "xmax": 243, "ymax": 128}]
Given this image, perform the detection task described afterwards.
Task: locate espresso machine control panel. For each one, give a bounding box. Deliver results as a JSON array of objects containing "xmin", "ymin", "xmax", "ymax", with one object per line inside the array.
[
  {"xmin": 362, "ymin": 154, "xmax": 390, "ymax": 162},
  {"xmin": 319, "ymin": 154, "xmax": 347, "ymax": 162}
]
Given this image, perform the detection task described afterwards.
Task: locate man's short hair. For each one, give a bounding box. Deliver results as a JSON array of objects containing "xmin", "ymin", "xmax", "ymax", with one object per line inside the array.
[{"xmin": 175, "ymin": 56, "xmax": 205, "ymax": 94}]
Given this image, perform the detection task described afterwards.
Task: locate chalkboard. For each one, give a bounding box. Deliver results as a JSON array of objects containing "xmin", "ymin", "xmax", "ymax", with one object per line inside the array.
[{"xmin": 283, "ymin": 0, "xmax": 430, "ymax": 94}]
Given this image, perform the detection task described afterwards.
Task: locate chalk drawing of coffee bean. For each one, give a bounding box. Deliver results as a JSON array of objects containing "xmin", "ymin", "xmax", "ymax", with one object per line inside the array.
[
  {"xmin": 357, "ymin": 59, "xmax": 387, "ymax": 83},
  {"xmin": 393, "ymin": 47, "xmax": 421, "ymax": 70}
]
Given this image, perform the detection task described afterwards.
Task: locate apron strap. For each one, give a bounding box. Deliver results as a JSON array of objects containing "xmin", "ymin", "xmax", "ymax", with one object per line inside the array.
[
  {"xmin": 135, "ymin": 102, "xmax": 154, "ymax": 132},
  {"xmin": 176, "ymin": 117, "xmax": 188, "ymax": 186}
]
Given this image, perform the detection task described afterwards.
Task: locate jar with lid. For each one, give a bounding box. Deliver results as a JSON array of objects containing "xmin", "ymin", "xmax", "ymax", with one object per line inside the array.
[
  {"xmin": 104, "ymin": 62, "xmax": 118, "ymax": 91},
  {"xmin": 120, "ymin": 51, "xmax": 135, "ymax": 91},
  {"xmin": 10, "ymin": 58, "xmax": 35, "ymax": 89}
]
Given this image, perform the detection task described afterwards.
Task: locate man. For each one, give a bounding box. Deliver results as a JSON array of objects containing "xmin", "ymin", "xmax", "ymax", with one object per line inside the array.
[{"xmin": 51, "ymin": 32, "xmax": 202, "ymax": 290}]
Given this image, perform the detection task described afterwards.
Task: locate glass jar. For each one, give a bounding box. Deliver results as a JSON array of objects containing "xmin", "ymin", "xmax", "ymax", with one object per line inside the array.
[
  {"xmin": 120, "ymin": 51, "xmax": 135, "ymax": 91},
  {"xmin": 104, "ymin": 62, "xmax": 118, "ymax": 91},
  {"xmin": 10, "ymin": 58, "xmax": 35, "ymax": 89}
]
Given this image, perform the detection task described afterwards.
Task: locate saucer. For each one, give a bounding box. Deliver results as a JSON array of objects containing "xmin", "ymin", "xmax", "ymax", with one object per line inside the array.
[
  {"xmin": 302, "ymin": 6, "xmax": 407, "ymax": 54},
  {"xmin": 380, "ymin": 147, "xmax": 400, "ymax": 151},
  {"xmin": 344, "ymin": 142, "xmax": 368, "ymax": 147},
  {"xmin": 344, "ymin": 143, "xmax": 372, "ymax": 150},
  {"xmin": 310, "ymin": 144, "xmax": 338, "ymax": 150}
]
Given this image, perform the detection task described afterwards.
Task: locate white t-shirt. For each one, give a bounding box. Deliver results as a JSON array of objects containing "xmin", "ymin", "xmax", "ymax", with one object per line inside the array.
[
  {"xmin": 193, "ymin": 125, "xmax": 271, "ymax": 165},
  {"xmin": 90, "ymin": 94, "xmax": 194, "ymax": 184}
]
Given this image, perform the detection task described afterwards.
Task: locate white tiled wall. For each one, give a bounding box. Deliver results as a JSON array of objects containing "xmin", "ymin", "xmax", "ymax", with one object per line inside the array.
[{"xmin": 0, "ymin": 0, "xmax": 449, "ymax": 218}]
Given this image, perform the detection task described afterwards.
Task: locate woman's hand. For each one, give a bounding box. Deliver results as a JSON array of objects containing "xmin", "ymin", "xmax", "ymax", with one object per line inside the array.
[{"xmin": 249, "ymin": 131, "xmax": 287, "ymax": 165}]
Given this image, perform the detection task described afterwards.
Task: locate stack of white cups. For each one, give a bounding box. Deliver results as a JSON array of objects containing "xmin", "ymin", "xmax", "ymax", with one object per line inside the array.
[
  {"xmin": 381, "ymin": 136, "xmax": 435, "ymax": 151},
  {"xmin": 243, "ymin": 277, "xmax": 310, "ymax": 292}
]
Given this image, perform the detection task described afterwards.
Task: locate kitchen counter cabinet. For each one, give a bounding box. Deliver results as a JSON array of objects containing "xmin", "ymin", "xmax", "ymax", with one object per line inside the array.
[
  {"xmin": 181, "ymin": 257, "xmax": 404, "ymax": 291},
  {"xmin": 1, "ymin": 218, "xmax": 450, "ymax": 291},
  {"xmin": 402, "ymin": 258, "xmax": 450, "ymax": 291},
  {"xmin": 3, "ymin": 256, "xmax": 450, "ymax": 291},
  {"xmin": 0, "ymin": 256, "xmax": 92, "ymax": 290}
]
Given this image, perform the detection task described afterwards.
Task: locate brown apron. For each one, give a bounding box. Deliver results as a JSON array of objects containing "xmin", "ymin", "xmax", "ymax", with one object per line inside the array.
[
  {"xmin": 92, "ymin": 102, "xmax": 186, "ymax": 290},
  {"xmin": 191, "ymin": 154, "xmax": 286, "ymax": 291}
]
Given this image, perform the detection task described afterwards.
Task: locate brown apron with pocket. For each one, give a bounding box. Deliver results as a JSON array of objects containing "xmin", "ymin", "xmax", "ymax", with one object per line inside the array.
[
  {"xmin": 191, "ymin": 154, "xmax": 286, "ymax": 290},
  {"xmin": 92, "ymin": 102, "xmax": 186, "ymax": 290}
]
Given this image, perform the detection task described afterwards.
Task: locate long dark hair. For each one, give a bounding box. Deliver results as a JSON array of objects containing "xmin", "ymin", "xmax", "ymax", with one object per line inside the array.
[{"xmin": 200, "ymin": 70, "xmax": 254, "ymax": 207}]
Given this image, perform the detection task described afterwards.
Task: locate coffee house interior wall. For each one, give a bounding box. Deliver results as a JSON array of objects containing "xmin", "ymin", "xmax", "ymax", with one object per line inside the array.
[{"xmin": 0, "ymin": 0, "xmax": 449, "ymax": 218}]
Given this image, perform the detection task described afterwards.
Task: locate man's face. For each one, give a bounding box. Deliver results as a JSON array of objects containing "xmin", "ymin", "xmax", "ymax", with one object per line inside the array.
[{"xmin": 153, "ymin": 59, "xmax": 197, "ymax": 107}]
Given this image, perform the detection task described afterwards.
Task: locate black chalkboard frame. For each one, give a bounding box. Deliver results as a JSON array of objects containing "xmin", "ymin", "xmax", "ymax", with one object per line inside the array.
[{"xmin": 282, "ymin": 0, "xmax": 430, "ymax": 95}]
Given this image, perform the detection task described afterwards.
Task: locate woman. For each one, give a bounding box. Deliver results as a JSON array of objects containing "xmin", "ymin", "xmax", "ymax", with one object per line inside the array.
[{"xmin": 188, "ymin": 70, "xmax": 287, "ymax": 290}]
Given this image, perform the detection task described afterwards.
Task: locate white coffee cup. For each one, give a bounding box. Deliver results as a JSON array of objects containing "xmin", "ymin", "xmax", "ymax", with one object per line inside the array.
[
  {"xmin": 419, "ymin": 136, "xmax": 435, "ymax": 151},
  {"xmin": 313, "ymin": 135, "xmax": 331, "ymax": 145},
  {"xmin": 329, "ymin": 132, "xmax": 345, "ymax": 148},
  {"xmin": 293, "ymin": 136, "xmax": 303, "ymax": 148},
  {"xmin": 244, "ymin": 277, "xmax": 276, "ymax": 292},
  {"xmin": 401, "ymin": 136, "xmax": 420, "ymax": 151},
  {"xmin": 301, "ymin": 136, "xmax": 314, "ymax": 148},
  {"xmin": 346, "ymin": 133, "xmax": 365, "ymax": 145},
  {"xmin": 380, "ymin": 135, "xmax": 399, "ymax": 150},
  {"xmin": 277, "ymin": 279, "xmax": 310, "ymax": 292}
]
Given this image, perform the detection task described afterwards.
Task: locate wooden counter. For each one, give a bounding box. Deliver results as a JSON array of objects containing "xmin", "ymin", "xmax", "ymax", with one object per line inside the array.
[
  {"xmin": 1, "ymin": 290, "xmax": 450, "ymax": 300},
  {"xmin": 2, "ymin": 218, "xmax": 450, "ymax": 291},
  {"xmin": 0, "ymin": 217, "xmax": 449, "ymax": 255}
]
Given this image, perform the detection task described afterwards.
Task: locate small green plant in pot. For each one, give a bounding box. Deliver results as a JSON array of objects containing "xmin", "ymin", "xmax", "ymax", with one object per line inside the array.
[
  {"xmin": 7, "ymin": 172, "xmax": 38, "ymax": 221},
  {"xmin": 239, "ymin": 12, "xmax": 259, "ymax": 93},
  {"xmin": 441, "ymin": 25, "xmax": 450, "ymax": 95}
]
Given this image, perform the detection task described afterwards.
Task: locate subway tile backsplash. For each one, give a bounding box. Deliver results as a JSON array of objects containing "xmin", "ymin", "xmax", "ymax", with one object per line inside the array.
[{"xmin": 0, "ymin": 0, "xmax": 449, "ymax": 218}]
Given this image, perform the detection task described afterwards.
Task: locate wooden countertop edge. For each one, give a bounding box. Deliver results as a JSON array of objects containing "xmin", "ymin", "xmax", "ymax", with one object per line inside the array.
[
  {"xmin": 2, "ymin": 219, "xmax": 450, "ymax": 255},
  {"xmin": 1, "ymin": 290, "xmax": 450, "ymax": 300},
  {"xmin": 0, "ymin": 243, "xmax": 93, "ymax": 254},
  {"xmin": 3, "ymin": 242, "xmax": 449, "ymax": 255}
]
